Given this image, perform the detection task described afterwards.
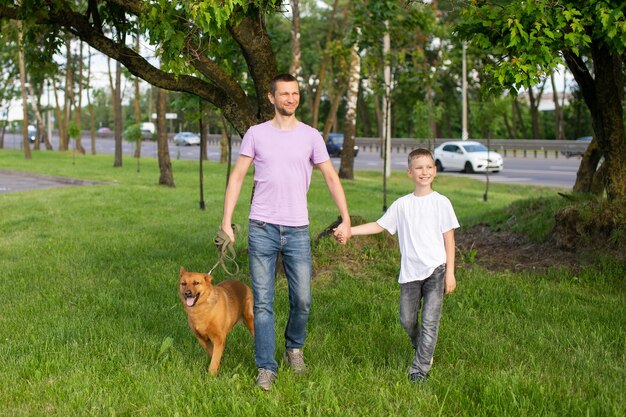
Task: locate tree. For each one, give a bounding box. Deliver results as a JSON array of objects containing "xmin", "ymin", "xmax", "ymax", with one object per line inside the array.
[
  {"xmin": 156, "ymin": 88, "xmax": 174, "ymax": 187},
  {"xmin": 339, "ymin": 33, "xmax": 361, "ymax": 180},
  {"xmin": 107, "ymin": 57, "xmax": 123, "ymax": 167},
  {"xmin": 0, "ymin": 21, "xmax": 19, "ymax": 149},
  {"xmin": 0, "ymin": 1, "xmax": 285, "ymax": 137},
  {"xmin": 458, "ymin": 0, "xmax": 626, "ymax": 201},
  {"xmin": 289, "ymin": 0, "xmax": 302, "ymax": 78},
  {"xmin": 17, "ymin": 20, "xmax": 31, "ymax": 160}
]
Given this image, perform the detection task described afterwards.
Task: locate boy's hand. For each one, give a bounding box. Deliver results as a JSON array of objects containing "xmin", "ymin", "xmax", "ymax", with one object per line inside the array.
[
  {"xmin": 333, "ymin": 221, "xmax": 351, "ymax": 245},
  {"xmin": 444, "ymin": 271, "xmax": 456, "ymax": 294},
  {"xmin": 333, "ymin": 223, "xmax": 352, "ymax": 245}
]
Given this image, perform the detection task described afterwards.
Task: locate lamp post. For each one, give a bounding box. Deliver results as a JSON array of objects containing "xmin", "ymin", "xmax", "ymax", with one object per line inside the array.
[{"xmin": 462, "ymin": 41, "xmax": 468, "ymax": 141}]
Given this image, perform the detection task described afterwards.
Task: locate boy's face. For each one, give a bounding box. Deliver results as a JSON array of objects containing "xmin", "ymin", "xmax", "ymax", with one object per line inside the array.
[
  {"xmin": 268, "ymin": 80, "xmax": 300, "ymax": 116},
  {"xmin": 407, "ymin": 155, "xmax": 436, "ymax": 186}
]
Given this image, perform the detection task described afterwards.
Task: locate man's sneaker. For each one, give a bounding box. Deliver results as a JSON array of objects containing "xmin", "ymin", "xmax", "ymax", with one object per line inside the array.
[
  {"xmin": 409, "ymin": 371, "xmax": 428, "ymax": 383},
  {"xmin": 256, "ymin": 368, "xmax": 276, "ymax": 391},
  {"xmin": 284, "ymin": 348, "xmax": 308, "ymax": 374}
]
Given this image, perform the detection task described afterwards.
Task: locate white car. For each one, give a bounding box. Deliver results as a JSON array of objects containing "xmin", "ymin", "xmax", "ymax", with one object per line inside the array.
[
  {"xmin": 173, "ymin": 132, "xmax": 201, "ymax": 146},
  {"xmin": 433, "ymin": 141, "xmax": 503, "ymax": 173}
]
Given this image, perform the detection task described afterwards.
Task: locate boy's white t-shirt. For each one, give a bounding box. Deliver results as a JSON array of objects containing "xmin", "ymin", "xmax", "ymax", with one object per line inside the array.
[{"xmin": 376, "ymin": 191, "xmax": 460, "ymax": 284}]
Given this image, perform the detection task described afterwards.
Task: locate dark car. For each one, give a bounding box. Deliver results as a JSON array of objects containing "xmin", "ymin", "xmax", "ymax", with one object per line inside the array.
[
  {"xmin": 562, "ymin": 136, "xmax": 592, "ymax": 158},
  {"xmin": 27, "ymin": 125, "xmax": 40, "ymax": 144},
  {"xmin": 325, "ymin": 133, "xmax": 359, "ymax": 158}
]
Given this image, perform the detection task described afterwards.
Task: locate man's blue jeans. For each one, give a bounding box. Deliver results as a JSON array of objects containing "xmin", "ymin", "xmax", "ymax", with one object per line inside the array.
[
  {"xmin": 399, "ymin": 264, "xmax": 446, "ymax": 375},
  {"xmin": 248, "ymin": 219, "xmax": 312, "ymax": 373}
]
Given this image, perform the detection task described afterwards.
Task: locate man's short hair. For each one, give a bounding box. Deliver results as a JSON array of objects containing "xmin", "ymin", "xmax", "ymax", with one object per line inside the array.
[
  {"xmin": 408, "ymin": 148, "xmax": 434, "ymax": 167},
  {"xmin": 269, "ymin": 73, "xmax": 298, "ymax": 95}
]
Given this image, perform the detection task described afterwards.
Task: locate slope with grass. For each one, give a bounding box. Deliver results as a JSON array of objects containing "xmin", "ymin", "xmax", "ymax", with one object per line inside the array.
[{"xmin": 0, "ymin": 150, "xmax": 624, "ymax": 416}]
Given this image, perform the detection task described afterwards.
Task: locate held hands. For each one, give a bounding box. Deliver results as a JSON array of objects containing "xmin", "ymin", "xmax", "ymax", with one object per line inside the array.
[{"xmin": 333, "ymin": 221, "xmax": 351, "ymax": 245}]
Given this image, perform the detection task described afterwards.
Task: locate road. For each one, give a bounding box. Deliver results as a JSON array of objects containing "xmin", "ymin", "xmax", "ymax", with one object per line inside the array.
[{"xmin": 2, "ymin": 133, "xmax": 580, "ymax": 189}]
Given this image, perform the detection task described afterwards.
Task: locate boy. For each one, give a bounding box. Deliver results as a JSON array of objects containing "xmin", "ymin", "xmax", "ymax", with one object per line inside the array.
[{"xmin": 335, "ymin": 148, "xmax": 459, "ymax": 382}]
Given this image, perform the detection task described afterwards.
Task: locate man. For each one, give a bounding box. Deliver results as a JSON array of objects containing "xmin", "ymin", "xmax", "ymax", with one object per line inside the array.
[{"xmin": 221, "ymin": 73, "xmax": 351, "ymax": 391}]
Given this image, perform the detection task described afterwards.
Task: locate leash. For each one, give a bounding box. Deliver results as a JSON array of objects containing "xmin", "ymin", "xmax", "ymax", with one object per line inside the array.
[{"xmin": 208, "ymin": 223, "xmax": 241, "ymax": 276}]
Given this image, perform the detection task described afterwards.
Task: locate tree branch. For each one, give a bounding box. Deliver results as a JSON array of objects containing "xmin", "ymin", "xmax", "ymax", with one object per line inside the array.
[
  {"xmin": 227, "ymin": 8, "xmax": 276, "ymax": 120},
  {"xmin": 562, "ymin": 47, "xmax": 596, "ymax": 116}
]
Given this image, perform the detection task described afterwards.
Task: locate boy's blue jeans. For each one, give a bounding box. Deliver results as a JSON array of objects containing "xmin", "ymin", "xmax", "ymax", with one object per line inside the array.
[
  {"xmin": 399, "ymin": 264, "xmax": 446, "ymax": 375},
  {"xmin": 248, "ymin": 220, "xmax": 312, "ymax": 373}
]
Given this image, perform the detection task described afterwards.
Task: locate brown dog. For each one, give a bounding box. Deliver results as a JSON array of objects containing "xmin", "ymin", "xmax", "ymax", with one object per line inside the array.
[{"xmin": 178, "ymin": 267, "xmax": 254, "ymax": 375}]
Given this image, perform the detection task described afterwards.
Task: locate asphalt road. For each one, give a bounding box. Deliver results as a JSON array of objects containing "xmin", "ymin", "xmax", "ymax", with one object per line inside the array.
[{"xmin": 2, "ymin": 133, "xmax": 581, "ymax": 189}]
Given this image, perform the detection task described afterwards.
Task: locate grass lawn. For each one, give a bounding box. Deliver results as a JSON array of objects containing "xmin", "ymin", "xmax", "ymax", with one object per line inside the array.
[{"xmin": 1, "ymin": 150, "xmax": 624, "ymax": 416}]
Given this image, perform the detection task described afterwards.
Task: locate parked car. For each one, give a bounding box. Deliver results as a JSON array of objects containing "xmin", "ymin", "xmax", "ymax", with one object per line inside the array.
[
  {"xmin": 173, "ymin": 131, "xmax": 201, "ymax": 146},
  {"xmin": 27, "ymin": 125, "xmax": 38, "ymax": 144},
  {"xmin": 433, "ymin": 140, "xmax": 503, "ymax": 173},
  {"xmin": 325, "ymin": 133, "xmax": 359, "ymax": 157},
  {"xmin": 562, "ymin": 136, "xmax": 592, "ymax": 158},
  {"xmin": 141, "ymin": 129, "xmax": 153, "ymax": 140},
  {"xmin": 97, "ymin": 127, "xmax": 112, "ymax": 135}
]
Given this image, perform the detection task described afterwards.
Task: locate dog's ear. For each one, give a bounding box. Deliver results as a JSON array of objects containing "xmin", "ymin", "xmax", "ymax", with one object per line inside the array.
[
  {"xmin": 204, "ymin": 274, "xmax": 214, "ymax": 284},
  {"xmin": 179, "ymin": 267, "xmax": 186, "ymax": 277}
]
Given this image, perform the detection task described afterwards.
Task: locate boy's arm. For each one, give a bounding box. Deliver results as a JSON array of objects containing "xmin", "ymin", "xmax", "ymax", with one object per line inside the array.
[
  {"xmin": 351, "ymin": 222, "xmax": 385, "ymax": 236},
  {"xmin": 443, "ymin": 228, "xmax": 456, "ymax": 294},
  {"xmin": 333, "ymin": 221, "xmax": 384, "ymax": 244}
]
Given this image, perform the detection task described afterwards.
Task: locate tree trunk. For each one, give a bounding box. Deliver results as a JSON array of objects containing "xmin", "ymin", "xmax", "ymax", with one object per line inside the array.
[
  {"xmin": 356, "ymin": 82, "xmax": 372, "ymax": 137},
  {"xmin": 220, "ymin": 113, "xmax": 229, "ymax": 164},
  {"xmin": 133, "ymin": 76, "xmax": 142, "ymax": 158},
  {"xmin": 512, "ymin": 97, "xmax": 527, "ymax": 139},
  {"xmin": 133, "ymin": 36, "xmax": 142, "ymax": 159},
  {"xmin": 564, "ymin": 42, "xmax": 626, "ymax": 201},
  {"xmin": 108, "ymin": 58, "xmax": 123, "ymax": 167},
  {"xmin": 27, "ymin": 83, "xmax": 51, "ymax": 151},
  {"xmin": 157, "ymin": 88, "xmax": 175, "ymax": 187},
  {"xmin": 17, "ymin": 22, "xmax": 31, "ymax": 160},
  {"xmin": 527, "ymin": 79, "xmax": 545, "ymax": 139},
  {"xmin": 75, "ymin": 41, "xmax": 86, "ymax": 154},
  {"xmin": 339, "ymin": 40, "xmax": 360, "ymax": 180},
  {"xmin": 86, "ymin": 51, "xmax": 96, "ymax": 155},
  {"xmin": 311, "ymin": 0, "xmax": 340, "ymax": 129},
  {"xmin": 572, "ymin": 138, "xmax": 603, "ymax": 194},
  {"xmin": 52, "ymin": 79, "xmax": 66, "ymax": 150},
  {"xmin": 62, "ymin": 37, "xmax": 73, "ymax": 151},
  {"xmin": 550, "ymin": 71, "xmax": 565, "ymax": 140},
  {"xmin": 289, "ymin": 0, "xmax": 302, "ymax": 79}
]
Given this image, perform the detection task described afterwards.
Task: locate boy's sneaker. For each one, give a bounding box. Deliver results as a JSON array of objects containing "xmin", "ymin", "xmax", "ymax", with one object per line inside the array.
[
  {"xmin": 409, "ymin": 371, "xmax": 428, "ymax": 383},
  {"xmin": 284, "ymin": 348, "xmax": 308, "ymax": 374},
  {"xmin": 256, "ymin": 368, "xmax": 276, "ymax": 391}
]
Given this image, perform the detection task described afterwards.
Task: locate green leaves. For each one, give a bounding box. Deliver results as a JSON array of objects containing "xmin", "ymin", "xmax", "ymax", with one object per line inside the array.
[{"xmin": 457, "ymin": 0, "xmax": 626, "ymax": 92}]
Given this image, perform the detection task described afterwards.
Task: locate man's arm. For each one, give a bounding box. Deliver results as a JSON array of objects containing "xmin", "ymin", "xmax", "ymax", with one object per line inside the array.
[
  {"xmin": 221, "ymin": 155, "xmax": 253, "ymax": 243},
  {"xmin": 316, "ymin": 160, "xmax": 351, "ymax": 242},
  {"xmin": 443, "ymin": 228, "xmax": 456, "ymax": 294}
]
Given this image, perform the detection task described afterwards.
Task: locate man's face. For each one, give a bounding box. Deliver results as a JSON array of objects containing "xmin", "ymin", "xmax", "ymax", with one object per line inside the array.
[{"xmin": 268, "ymin": 80, "xmax": 300, "ymax": 116}]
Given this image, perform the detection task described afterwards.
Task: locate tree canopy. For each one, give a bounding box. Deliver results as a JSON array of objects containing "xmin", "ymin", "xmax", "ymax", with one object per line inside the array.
[{"xmin": 0, "ymin": 0, "xmax": 285, "ymax": 136}]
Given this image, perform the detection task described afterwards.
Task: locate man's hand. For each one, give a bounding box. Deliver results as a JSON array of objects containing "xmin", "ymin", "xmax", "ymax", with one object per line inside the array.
[
  {"xmin": 333, "ymin": 220, "xmax": 351, "ymax": 245},
  {"xmin": 221, "ymin": 223, "xmax": 235, "ymax": 244}
]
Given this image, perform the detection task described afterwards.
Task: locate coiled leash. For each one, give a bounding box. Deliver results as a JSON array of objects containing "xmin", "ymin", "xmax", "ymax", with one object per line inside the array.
[{"xmin": 207, "ymin": 223, "xmax": 241, "ymax": 276}]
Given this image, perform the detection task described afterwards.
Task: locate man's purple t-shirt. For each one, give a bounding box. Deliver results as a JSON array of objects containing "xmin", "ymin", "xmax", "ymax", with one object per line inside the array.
[{"xmin": 239, "ymin": 121, "xmax": 330, "ymax": 226}]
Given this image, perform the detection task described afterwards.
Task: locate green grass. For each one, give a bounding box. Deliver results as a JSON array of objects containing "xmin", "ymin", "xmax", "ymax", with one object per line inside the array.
[{"xmin": 1, "ymin": 150, "xmax": 624, "ymax": 416}]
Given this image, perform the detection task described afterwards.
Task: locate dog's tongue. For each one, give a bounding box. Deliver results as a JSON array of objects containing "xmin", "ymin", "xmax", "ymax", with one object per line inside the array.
[{"xmin": 186, "ymin": 297, "xmax": 195, "ymax": 307}]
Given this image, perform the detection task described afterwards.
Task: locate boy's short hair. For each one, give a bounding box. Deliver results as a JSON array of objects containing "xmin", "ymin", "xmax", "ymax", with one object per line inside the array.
[
  {"xmin": 269, "ymin": 73, "xmax": 298, "ymax": 95},
  {"xmin": 408, "ymin": 148, "xmax": 434, "ymax": 167}
]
